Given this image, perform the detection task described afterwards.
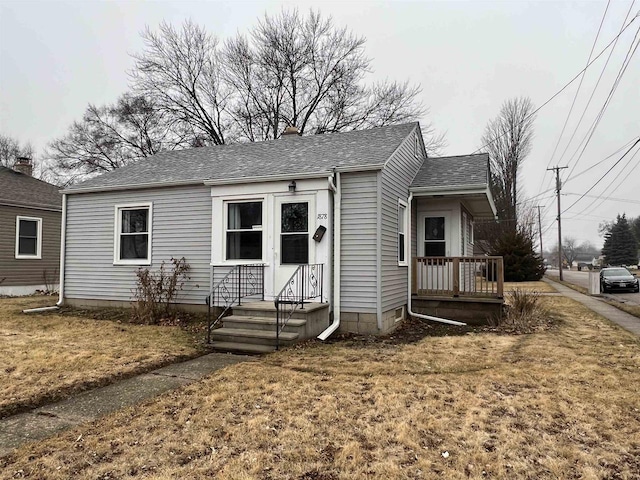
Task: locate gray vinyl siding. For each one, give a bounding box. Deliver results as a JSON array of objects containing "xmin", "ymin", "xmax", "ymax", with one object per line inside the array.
[
  {"xmin": 380, "ymin": 129, "xmax": 425, "ymax": 311},
  {"xmin": 64, "ymin": 185, "xmax": 211, "ymax": 305},
  {"xmin": 0, "ymin": 205, "xmax": 61, "ymax": 286},
  {"xmin": 340, "ymin": 171, "xmax": 379, "ymax": 313}
]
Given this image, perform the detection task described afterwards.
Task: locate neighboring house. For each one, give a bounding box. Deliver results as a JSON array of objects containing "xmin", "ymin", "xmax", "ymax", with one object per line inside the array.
[
  {"xmin": 59, "ymin": 123, "xmax": 500, "ymax": 350},
  {"xmin": 0, "ymin": 160, "xmax": 62, "ymax": 295}
]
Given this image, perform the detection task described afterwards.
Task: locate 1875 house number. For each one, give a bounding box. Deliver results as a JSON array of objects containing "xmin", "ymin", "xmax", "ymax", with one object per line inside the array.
[{"xmin": 317, "ymin": 213, "xmax": 327, "ymax": 220}]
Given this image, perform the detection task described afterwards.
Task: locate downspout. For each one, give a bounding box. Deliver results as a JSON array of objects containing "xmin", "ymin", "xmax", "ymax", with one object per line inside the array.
[
  {"xmin": 56, "ymin": 193, "xmax": 67, "ymax": 307},
  {"xmin": 407, "ymin": 192, "xmax": 466, "ymax": 326},
  {"xmin": 318, "ymin": 170, "xmax": 340, "ymax": 340}
]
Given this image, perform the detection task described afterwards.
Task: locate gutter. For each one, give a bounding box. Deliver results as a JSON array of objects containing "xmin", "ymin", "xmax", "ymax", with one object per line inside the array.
[
  {"xmin": 57, "ymin": 193, "xmax": 67, "ymax": 307},
  {"xmin": 406, "ymin": 192, "xmax": 466, "ymax": 327},
  {"xmin": 318, "ymin": 170, "xmax": 341, "ymax": 340}
]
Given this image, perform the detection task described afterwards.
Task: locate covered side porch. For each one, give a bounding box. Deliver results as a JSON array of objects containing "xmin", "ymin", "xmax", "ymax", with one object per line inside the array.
[{"xmin": 408, "ymin": 154, "xmax": 504, "ymax": 324}]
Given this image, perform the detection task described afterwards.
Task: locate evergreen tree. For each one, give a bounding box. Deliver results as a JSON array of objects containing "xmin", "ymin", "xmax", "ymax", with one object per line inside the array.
[
  {"xmin": 491, "ymin": 227, "xmax": 545, "ymax": 282},
  {"xmin": 601, "ymin": 214, "xmax": 638, "ymax": 266}
]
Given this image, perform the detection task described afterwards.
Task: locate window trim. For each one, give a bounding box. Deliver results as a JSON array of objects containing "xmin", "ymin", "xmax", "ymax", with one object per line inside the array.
[
  {"xmin": 424, "ymin": 215, "xmax": 447, "ymax": 257},
  {"xmin": 113, "ymin": 203, "xmax": 153, "ymax": 266},
  {"xmin": 15, "ymin": 215, "xmax": 42, "ymax": 259},
  {"xmin": 224, "ymin": 199, "xmax": 264, "ymax": 262},
  {"xmin": 398, "ymin": 199, "xmax": 408, "ymax": 266}
]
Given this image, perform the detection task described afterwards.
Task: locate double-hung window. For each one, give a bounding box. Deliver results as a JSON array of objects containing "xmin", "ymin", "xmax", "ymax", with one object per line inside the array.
[
  {"xmin": 398, "ymin": 200, "xmax": 408, "ymax": 265},
  {"xmin": 15, "ymin": 216, "xmax": 42, "ymax": 259},
  {"xmin": 115, "ymin": 204, "xmax": 152, "ymax": 264},
  {"xmin": 226, "ymin": 201, "xmax": 263, "ymax": 260}
]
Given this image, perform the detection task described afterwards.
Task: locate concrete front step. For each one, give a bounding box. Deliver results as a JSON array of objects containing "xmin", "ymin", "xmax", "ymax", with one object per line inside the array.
[
  {"xmin": 232, "ymin": 301, "xmax": 328, "ymax": 320},
  {"xmin": 210, "ymin": 327, "xmax": 298, "ymax": 347},
  {"xmin": 223, "ymin": 315, "xmax": 306, "ymax": 333},
  {"xmin": 209, "ymin": 341, "xmax": 276, "ymax": 354}
]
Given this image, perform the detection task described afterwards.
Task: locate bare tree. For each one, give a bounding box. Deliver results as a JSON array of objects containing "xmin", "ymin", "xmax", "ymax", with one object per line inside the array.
[
  {"xmin": 131, "ymin": 11, "xmax": 429, "ymax": 145},
  {"xmin": 481, "ymin": 97, "xmax": 536, "ymax": 231},
  {"xmin": 130, "ymin": 20, "xmax": 230, "ymax": 146},
  {"xmin": 0, "ymin": 134, "xmax": 34, "ymax": 168},
  {"xmin": 47, "ymin": 94, "xmax": 188, "ymax": 185}
]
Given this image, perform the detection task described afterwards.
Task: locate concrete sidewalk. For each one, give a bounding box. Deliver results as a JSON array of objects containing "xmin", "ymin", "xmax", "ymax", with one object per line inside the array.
[
  {"xmin": 544, "ymin": 277, "xmax": 640, "ymax": 336},
  {"xmin": 0, "ymin": 352, "xmax": 253, "ymax": 458}
]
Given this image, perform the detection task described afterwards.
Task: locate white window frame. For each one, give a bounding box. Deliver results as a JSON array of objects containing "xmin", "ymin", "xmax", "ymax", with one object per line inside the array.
[
  {"xmin": 114, "ymin": 203, "xmax": 153, "ymax": 266},
  {"xmin": 15, "ymin": 216, "xmax": 42, "ymax": 259},
  {"xmin": 398, "ymin": 199, "xmax": 408, "ymax": 266},
  {"xmin": 224, "ymin": 199, "xmax": 264, "ymax": 263}
]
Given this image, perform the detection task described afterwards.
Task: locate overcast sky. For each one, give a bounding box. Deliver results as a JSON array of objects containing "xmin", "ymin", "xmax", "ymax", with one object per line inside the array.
[{"xmin": 1, "ymin": 0, "xmax": 638, "ymax": 250}]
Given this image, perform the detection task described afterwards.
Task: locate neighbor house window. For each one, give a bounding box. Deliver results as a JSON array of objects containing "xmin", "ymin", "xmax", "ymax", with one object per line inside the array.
[
  {"xmin": 115, "ymin": 204, "xmax": 152, "ymax": 264},
  {"xmin": 226, "ymin": 201, "xmax": 263, "ymax": 260},
  {"xmin": 281, "ymin": 202, "xmax": 309, "ymax": 264},
  {"xmin": 398, "ymin": 200, "xmax": 407, "ymax": 265},
  {"xmin": 424, "ymin": 217, "xmax": 446, "ymax": 256},
  {"xmin": 15, "ymin": 216, "xmax": 42, "ymax": 259}
]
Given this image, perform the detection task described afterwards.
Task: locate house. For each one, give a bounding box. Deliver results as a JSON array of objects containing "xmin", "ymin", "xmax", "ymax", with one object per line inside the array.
[
  {"xmin": 0, "ymin": 159, "xmax": 62, "ymax": 295},
  {"xmin": 58, "ymin": 123, "xmax": 501, "ymax": 351}
]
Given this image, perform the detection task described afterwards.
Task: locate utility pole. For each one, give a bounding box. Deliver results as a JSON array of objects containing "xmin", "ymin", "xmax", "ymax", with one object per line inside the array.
[
  {"xmin": 536, "ymin": 205, "xmax": 543, "ymax": 259},
  {"xmin": 547, "ymin": 166, "xmax": 568, "ymax": 280}
]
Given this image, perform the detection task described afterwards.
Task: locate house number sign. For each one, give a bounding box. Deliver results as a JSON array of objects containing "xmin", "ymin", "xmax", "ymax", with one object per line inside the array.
[{"xmin": 317, "ymin": 213, "xmax": 327, "ymax": 220}]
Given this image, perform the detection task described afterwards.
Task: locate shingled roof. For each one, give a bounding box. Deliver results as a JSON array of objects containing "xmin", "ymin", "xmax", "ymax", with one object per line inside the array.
[
  {"xmin": 66, "ymin": 123, "xmax": 419, "ymax": 192},
  {"xmin": 410, "ymin": 153, "xmax": 489, "ymax": 190},
  {"xmin": 0, "ymin": 166, "xmax": 62, "ymax": 210}
]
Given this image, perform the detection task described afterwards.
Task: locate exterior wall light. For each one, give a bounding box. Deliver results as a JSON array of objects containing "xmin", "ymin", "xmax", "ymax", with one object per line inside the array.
[{"xmin": 288, "ymin": 180, "xmax": 296, "ymax": 193}]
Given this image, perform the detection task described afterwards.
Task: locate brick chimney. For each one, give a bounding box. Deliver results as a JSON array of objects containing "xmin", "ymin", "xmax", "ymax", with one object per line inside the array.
[
  {"xmin": 281, "ymin": 126, "xmax": 300, "ymax": 137},
  {"xmin": 14, "ymin": 157, "xmax": 33, "ymax": 176}
]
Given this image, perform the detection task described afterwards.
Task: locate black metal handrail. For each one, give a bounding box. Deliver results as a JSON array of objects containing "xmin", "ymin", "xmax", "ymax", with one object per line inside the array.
[
  {"xmin": 206, "ymin": 264, "xmax": 265, "ymax": 343},
  {"xmin": 274, "ymin": 263, "xmax": 323, "ymax": 350}
]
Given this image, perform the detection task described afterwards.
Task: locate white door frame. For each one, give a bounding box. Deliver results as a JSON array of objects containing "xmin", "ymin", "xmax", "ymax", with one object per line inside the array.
[{"xmin": 273, "ymin": 194, "xmax": 316, "ymax": 294}]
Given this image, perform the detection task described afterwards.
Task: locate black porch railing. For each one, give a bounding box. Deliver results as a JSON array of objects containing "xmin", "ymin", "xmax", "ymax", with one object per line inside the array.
[
  {"xmin": 274, "ymin": 263, "xmax": 323, "ymax": 350},
  {"xmin": 206, "ymin": 264, "xmax": 265, "ymax": 343}
]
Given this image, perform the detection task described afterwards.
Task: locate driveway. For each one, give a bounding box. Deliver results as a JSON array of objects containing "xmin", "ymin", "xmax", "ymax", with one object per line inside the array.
[{"xmin": 559, "ymin": 269, "xmax": 640, "ymax": 306}]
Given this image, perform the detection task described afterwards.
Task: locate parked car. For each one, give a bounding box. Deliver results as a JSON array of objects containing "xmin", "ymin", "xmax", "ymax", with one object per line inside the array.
[{"xmin": 600, "ymin": 267, "xmax": 640, "ymax": 293}]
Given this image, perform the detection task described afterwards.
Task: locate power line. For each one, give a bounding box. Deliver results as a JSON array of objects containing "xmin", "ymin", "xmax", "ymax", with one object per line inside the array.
[
  {"xmin": 563, "ymin": 21, "xmax": 640, "ymax": 182},
  {"xmin": 564, "ymin": 192, "xmax": 640, "ymax": 205},
  {"xmin": 472, "ymin": 14, "xmax": 639, "ymax": 156},
  {"xmin": 542, "ymin": 0, "xmax": 611, "ymax": 180},
  {"xmin": 568, "ymin": 147, "xmax": 640, "ymax": 217},
  {"xmin": 562, "ymin": 138, "xmax": 640, "ymax": 214}
]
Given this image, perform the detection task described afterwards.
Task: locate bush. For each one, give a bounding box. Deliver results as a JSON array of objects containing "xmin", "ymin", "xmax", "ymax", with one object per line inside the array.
[
  {"xmin": 491, "ymin": 229, "xmax": 545, "ymax": 282},
  {"xmin": 499, "ymin": 289, "xmax": 546, "ymax": 331},
  {"xmin": 131, "ymin": 257, "xmax": 190, "ymax": 324}
]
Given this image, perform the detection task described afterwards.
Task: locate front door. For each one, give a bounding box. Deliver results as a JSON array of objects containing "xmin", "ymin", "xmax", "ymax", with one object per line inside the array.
[{"xmin": 274, "ymin": 196, "xmax": 315, "ymax": 292}]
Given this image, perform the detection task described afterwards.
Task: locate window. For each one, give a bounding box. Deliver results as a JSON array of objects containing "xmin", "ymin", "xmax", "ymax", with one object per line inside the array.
[
  {"xmin": 281, "ymin": 202, "xmax": 308, "ymax": 264},
  {"xmin": 15, "ymin": 216, "xmax": 42, "ymax": 259},
  {"xmin": 398, "ymin": 201, "xmax": 407, "ymax": 265},
  {"xmin": 424, "ymin": 217, "xmax": 446, "ymax": 256},
  {"xmin": 115, "ymin": 204, "xmax": 151, "ymax": 264},
  {"xmin": 226, "ymin": 201, "xmax": 262, "ymax": 260},
  {"xmin": 414, "ymin": 134, "xmax": 420, "ymax": 158}
]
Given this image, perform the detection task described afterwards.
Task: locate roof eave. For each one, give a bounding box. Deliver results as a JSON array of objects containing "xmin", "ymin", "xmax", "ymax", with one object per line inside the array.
[
  {"xmin": 62, "ymin": 179, "xmax": 206, "ymax": 194},
  {"xmin": 409, "ymin": 183, "xmax": 488, "ymax": 194},
  {"xmin": 0, "ymin": 201, "xmax": 62, "ymax": 212}
]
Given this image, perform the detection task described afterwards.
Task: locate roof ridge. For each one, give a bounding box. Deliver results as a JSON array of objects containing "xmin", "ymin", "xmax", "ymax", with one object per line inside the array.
[{"xmin": 428, "ymin": 153, "xmax": 488, "ymax": 160}]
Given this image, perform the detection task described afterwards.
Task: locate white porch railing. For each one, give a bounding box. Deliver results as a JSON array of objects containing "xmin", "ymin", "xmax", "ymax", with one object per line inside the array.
[{"xmin": 412, "ymin": 256, "xmax": 504, "ymax": 299}]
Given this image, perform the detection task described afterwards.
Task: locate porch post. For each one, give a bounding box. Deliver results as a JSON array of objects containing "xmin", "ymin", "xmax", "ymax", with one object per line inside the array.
[{"xmin": 452, "ymin": 257, "xmax": 460, "ymax": 297}]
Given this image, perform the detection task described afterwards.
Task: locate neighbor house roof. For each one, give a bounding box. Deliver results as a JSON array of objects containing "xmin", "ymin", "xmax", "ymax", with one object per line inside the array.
[
  {"xmin": 0, "ymin": 166, "xmax": 62, "ymax": 211},
  {"xmin": 410, "ymin": 153, "xmax": 489, "ymax": 190},
  {"xmin": 65, "ymin": 122, "xmax": 419, "ymax": 193}
]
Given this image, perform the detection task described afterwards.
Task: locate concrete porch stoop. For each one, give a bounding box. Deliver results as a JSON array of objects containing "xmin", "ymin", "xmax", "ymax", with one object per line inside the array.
[{"xmin": 209, "ymin": 301, "xmax": 330, "ymax": 354}]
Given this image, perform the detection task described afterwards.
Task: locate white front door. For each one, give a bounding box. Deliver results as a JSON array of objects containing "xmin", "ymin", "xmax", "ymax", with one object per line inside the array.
[{"xmin": 273, "ymin": 195, "xmax": 316, "ymax": 293}]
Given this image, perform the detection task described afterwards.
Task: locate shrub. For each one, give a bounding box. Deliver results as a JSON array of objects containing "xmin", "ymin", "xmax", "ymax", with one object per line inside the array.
[
  {"xmin": 498, "ymin": 289, "xmax": 548, "ymax": 332},
  {"xmin": 491, "ymin": 229, "xmax": 545, "ymax": 282},
  {"xmin": 131, "ymin": 257, "xmax": 190, "ymax": 324}
]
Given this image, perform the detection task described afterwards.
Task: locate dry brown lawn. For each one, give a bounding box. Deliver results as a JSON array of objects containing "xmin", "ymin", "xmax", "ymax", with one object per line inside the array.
[
  {"xmin": 0, "ymin": 297, "xmax": 203, "ymax": 418},
  {"xmin": 2, "ymin": 294, "xmax": 640, "ymax": 479},
  {"xmin": 503, "ymin": 280, "xmax": 557, "ymax": 293}
]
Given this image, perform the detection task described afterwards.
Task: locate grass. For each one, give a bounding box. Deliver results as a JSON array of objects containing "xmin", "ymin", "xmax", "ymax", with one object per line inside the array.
[
  {"xmin": 504, "ymin": 280, "xmax": 557, "ymax": 293},
  {"xmin": 0, "ymin": 296, "xmax": 205, "ymax": 418},
  {"xmin": 2, "ymin": 295, "xmax": 640, "ymax": 479}
]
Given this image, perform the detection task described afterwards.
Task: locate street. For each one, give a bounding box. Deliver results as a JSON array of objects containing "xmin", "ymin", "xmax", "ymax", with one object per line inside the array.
[{"xmin": 557, "ymin": 269, "xmax": 640, "ymax": 306}]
